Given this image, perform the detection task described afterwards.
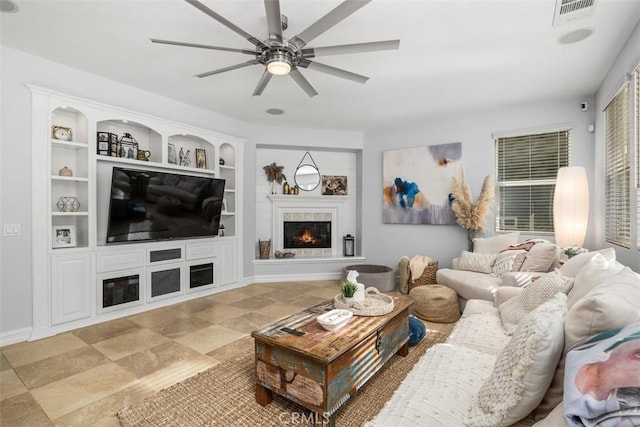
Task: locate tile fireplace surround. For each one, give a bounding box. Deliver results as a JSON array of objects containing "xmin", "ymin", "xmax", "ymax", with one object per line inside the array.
[{"xmin": 268, "ymin": 195, "xmax": 349, "ymax": 258}]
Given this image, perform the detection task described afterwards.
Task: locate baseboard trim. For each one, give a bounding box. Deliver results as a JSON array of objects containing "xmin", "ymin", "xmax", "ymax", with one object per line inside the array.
[
  {"xmin": 248, "ymin": 272, "xmax": 343, "ymax": 283},
  {"xmin": 0, "ymin": 327, "xmax": 32, "ymax": 347}
]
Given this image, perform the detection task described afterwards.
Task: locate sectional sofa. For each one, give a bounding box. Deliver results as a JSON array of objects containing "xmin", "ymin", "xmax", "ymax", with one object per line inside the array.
[{"xmin": 367, "ymin": 237, "xmax": 640, "ymax": 426}]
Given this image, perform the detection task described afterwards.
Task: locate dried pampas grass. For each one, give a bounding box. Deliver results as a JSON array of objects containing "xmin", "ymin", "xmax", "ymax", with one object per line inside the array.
[{"xmin": 451, "ymin": 169, "xmax": 494, "ymax": 233}]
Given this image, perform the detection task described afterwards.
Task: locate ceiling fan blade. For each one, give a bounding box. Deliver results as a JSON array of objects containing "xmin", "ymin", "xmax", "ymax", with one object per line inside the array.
[
  {"xmin": 252, "ymin": 70, "xmax": 273, "ymax": 96},
  {"xmin": 302, "ymin": 40, "xmax": 400, "ymax": 58},
  {"xmin": 264, "ymin": 0, "xmax": 283, "ymax": 44},
  {"xmin": 150, "ymin": 39, "xmax": 255, "ymax": 55},
  {"xmin": 302, "ymin": 60, "xmax": 369, "ymax": 84},
  {"xmin": 290, "ymin": 0, "xmax": 372, "ymax": 50},
  {"xmin": 185, "ymin": 0, "xmax": 265, "ymax": 48},
  {"xmin": 195, "ymin": 59, "xmax": 260, "ymax": 78},
  {"xmin": 290, "ymin": 69, "xmax": 318, "ymax": 97}
]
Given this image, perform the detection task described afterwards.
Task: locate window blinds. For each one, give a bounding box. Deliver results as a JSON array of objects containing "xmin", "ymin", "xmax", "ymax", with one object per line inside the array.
[
  {"xmin": 636, "ymin": 66, "xmax": 640, "ymax": 250},
  {"xmin": 495, "ymin": 130, "xmax": 570, "ymax": 233},
  {"xmin": 604, "ymin": 83, "xmax": 631, "ymax": 248}
]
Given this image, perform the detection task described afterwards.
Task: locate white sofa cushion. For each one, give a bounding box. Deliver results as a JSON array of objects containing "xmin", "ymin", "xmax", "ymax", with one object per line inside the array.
[
  {"xmin": 473, "ymin": 232, "xmax": 520, "ymax": 253},
  {"xmin": 436, "ymin": 268, "xmax": 501, "ymax": 302},
  {"xmin": 520, "ymin": 243, "xmax": 560, "ymax": 273},
  {"xmin": 535, "ymin": 259, "xmax": 639, "ymax": 420},
  {"xmin": 565, "ymin": 266, "xmax": 640, "ymax": 349},
  {"xmin": 558, "ymin": 248, "xmax": 616, "ymax": 278},
  {"xmin": 499, "ymin": 271, "xmax": 573, "ymax": 335},
  {"xmin": 447, "ymin": 310, "xmax": 511, "ymax": 356},
  {"xmin": 364, "ymin": 344, "xmax": 496, "ymax": 427},
  {"xmin": 566, "ymin": 253, "xmax": 623, "ymax": 309},
  {"xmin": 468, "ymin": 293, "xmax": 567, "ymax": 427},
  {"xmin": 457, "ymin": 251, "xmax": 497, "ymax": 274}
]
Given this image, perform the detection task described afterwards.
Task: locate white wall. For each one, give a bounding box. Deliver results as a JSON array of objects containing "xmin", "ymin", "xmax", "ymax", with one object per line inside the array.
[
  {"xmin": 593, "ymin": 20, "xmax": 640, "ymax": 271},
  {"xmin": 362, "ymin": 98, "xmax": 597, "ymax": 269}
]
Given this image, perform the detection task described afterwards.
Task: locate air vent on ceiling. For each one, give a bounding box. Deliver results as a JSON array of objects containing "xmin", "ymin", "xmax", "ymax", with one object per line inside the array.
[{"xmin": 553, "ymin": 0, "xmax": 596, "ymax": 26}]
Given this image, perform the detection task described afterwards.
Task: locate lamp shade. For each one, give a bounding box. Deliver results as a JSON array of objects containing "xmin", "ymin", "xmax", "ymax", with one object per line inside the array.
[{"xmin": 553, "ymin": 166, "xmax": 589, "ymax": 248}]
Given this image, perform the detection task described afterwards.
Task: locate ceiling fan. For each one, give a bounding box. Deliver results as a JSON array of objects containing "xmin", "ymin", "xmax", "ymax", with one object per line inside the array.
[{"xmin": 151, "ymin": 0, "xmax": 400, "ymax": 97}]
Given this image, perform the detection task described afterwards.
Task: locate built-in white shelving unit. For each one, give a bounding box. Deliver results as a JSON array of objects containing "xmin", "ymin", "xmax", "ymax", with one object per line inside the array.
[{"xmin": 29, "ymin": 85, "xmax": 244, "ymax": 340}]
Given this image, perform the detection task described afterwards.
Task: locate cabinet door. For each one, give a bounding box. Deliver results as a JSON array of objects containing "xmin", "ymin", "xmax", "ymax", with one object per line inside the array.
[
  {"xmin": 219, "ymin": 239, "xmax": 237, "ymax": 285},
  {"xmin": 51, "ymin": 253, "xmax": 94, "ymax": 325}
]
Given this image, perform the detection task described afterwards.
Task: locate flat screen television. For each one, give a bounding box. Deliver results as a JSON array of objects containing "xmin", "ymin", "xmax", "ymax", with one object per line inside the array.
[{"xmin": 106, "ymin": 167, "xmax": 225, "ymax": 244}]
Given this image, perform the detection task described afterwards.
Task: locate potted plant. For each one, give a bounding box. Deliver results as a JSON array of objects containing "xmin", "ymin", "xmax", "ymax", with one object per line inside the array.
[{"xmin": 341, "ymin": 281, "xmax": 358, "ymax": 307}]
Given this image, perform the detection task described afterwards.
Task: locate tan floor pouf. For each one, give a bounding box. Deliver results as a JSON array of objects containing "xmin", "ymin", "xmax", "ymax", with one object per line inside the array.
[{"xmin": 409, "ymin": 284, "xmax": 461, "ymax": 323}]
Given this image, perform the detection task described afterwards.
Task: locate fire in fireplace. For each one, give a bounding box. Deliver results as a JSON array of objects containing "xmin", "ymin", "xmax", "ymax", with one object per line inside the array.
[{"xmin": 283, "ymin": 221, "xmax": 331, "ymax": 249}]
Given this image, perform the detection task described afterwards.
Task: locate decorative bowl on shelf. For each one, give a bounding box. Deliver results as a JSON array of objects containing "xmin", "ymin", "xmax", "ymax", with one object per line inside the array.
[{"xmin": 317, "ymin": 309, "xmax": 353, "ymax": 332}]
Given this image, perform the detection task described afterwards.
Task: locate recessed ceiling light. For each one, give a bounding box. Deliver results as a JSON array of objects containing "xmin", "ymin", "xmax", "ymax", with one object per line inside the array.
[
  {"xmin": 557, "ymin": 28, "xmax": 594, "ymax": 45},
  {"xmin": 266, "ymin": 108, "xmax": 285, "ymax": 115}
]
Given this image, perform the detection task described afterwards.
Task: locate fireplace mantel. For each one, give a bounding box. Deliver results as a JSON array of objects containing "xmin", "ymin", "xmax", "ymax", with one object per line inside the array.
[{"xmin": 267, "ymin": 195, "xmax": 351, "ymax": 205}]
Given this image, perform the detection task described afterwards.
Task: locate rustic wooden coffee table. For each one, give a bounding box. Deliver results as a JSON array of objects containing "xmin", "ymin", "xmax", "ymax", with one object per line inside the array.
[{"xmin": 251, "ymin": 295, "xmax": 413, "ymax": 425}]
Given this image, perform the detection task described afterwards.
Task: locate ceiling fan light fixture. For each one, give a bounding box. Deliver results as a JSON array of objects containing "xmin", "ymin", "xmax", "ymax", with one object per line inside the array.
[{"xmin": 267, "ymin": 59, "xmax": 291, "ymax": 75}]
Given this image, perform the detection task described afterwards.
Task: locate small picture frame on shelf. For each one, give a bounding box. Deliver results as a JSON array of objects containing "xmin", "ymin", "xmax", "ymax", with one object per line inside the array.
[
  {"xmin": 195, "ymin": 148, "xmax": 207, "ymax": 169},
  {"xmin": 52, "ymin": 225, "xmax": 76, "ymax": 248},
  {"xmin": 168, "ymin": 143, "xmax": 177, "ymax": 164},
  {"xmin": 97, "ymin": 132, "xmax": 110, "ymax": 156},
  {"xmin": 221, "ymin": 197, "xmax": 228, "ymax": 213},
  {"xmin": 322, "ymin": 175, "xmax": 348, "ymax": 195}
]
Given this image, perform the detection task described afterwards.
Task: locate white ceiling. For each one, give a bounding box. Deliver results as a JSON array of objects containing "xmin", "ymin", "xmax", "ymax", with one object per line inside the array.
[{"xmin": 2, "ymin": 0, "xmax": 640, "ymax": 131}]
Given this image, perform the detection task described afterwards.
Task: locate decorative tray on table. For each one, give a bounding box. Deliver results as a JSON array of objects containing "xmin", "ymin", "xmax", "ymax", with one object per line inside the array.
[{"xmin": 334, "ymin": 287, "xmax": 395, "ymax": 316}]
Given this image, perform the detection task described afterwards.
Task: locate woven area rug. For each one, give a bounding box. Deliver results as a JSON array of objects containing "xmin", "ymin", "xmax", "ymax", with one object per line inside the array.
[{"xmin": 118, "ymin": 330, "xmax": 447, "ymax": 427}]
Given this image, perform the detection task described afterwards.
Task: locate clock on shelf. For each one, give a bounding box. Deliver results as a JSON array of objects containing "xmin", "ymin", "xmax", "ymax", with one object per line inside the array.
[{"xmin": 52, "ymin": 125, "xmax": 72, "ymax": 141}]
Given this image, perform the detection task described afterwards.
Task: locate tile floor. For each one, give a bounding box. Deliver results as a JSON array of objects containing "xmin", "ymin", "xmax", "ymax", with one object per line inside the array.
[{"xmin": 0, "ymin": 280, "xmax": 455, "ymax": 426}]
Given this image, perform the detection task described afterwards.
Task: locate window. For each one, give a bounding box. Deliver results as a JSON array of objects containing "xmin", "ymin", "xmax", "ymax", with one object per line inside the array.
[
  {"xmin": 636, "ymin": 65, "xmax": 640, "ymax": 249},
  {"xmin": 604, "ymin": 83, "xmax": 631, "ymax": 248},
  {"xmin": 495, "ymin": 129, "xmax": 571, "ymax": 233}
]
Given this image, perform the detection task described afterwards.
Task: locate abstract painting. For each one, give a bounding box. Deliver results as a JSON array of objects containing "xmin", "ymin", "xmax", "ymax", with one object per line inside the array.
[{"xmin": 382, "ymin": 142, "xmax": 462, "ymax": 224}]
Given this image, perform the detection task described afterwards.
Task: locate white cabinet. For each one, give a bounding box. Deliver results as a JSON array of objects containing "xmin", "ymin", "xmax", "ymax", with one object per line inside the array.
[
  {"xmin": 29, "ymin": 85, "xmax": 244, "ymax": 339},
  {"xmin": 219, "ymin": 239, "xmax": 238, "ymax": 285},
  {"xmin": 51, "ymin": 253, "xmax": 94, "ymax": 325}
]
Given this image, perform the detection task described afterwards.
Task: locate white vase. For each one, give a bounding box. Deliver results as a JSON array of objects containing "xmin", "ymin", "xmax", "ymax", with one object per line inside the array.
[
  {"xmin": 343, "ymin": 296, "xmax": 354, "ymax": 307},
  {"xmin": 353, "ymin": 283, "xmax": 365, "ymax": 303}
]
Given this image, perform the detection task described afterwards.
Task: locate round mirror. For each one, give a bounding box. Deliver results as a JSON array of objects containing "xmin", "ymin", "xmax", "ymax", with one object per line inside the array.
[{"xmin": 294, "ymin": 164, "xmax": 321, "ymax": 191}]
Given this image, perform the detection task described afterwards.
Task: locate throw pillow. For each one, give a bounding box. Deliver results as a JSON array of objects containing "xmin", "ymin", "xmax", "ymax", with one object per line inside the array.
[
  {"xmin": 473, "ymin": 232, "xmax": 520, "ymax": 254},
  {"xmin": 492, "ymin": 256, "xmax": 515, "ymax": 278},
  {"xmin": 467, "ymin": 293, "xmax": 567, "ymax": 427},
  {"xmin": 563, "ymin": 322, "xmax": 640, "ymax": 427},
  {"xmin": 566, "ymin": 253, "xmax": 623, "ymax": 309},
  {"xmin": 457, "ymin": 251, "xmax": 498, "ymax": 274},
  {"xmin": 535, "ymin": 263, "xmax": 640, "ymax": 420},
  {"xmin": 520, "ymin": 243, "xmax": 560, "ymax": 273},
  {"xmin": 558, "ymin": 248, "xmax": 616, "ymax": 278},
  {"xmin": 565, "ymin": 266, "xmax": 640, "ymax": 350},
  {"xmin": 512, "ymin": 253, "xmax": 527, "ymax": 271},
  {"xmin": 499, "ymin": 271, "xmax": 573, "ymax": 335}
]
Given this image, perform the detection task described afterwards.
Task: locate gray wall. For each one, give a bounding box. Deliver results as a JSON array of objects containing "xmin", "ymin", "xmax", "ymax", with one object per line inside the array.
[{"xmin": 362, "ymin": 98, "xmax": 598, "ymax": 269}]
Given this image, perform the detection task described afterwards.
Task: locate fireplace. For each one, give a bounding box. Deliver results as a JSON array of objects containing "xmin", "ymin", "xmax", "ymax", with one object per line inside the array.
[{"xmin": 284, "ymin": 221, "xmax": 331, "ymax": 249}]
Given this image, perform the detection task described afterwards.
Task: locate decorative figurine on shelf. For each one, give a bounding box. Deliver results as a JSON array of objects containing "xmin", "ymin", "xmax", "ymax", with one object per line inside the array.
[
  {"xmin": 179, "ymin": 147, "xmax": 185, "ymax": 165},
  {"xmin": 219, "ymin": 157, "xmax": 225, "ymax": 166},
  {"xmin": 183, "ymin": 150, "xmax": 191, "ymax": 167},
  {"xmin": 218, "ymin": 224, "xmax": 225, "ymax": 237},
  {"xmin": 58, "ymin": 166, "xmax": 73, "ymax": 177}
]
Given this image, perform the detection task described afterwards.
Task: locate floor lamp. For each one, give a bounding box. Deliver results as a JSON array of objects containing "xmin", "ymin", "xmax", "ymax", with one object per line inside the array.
[{"xmin": 553, "ymin": 166, "xmax": 589, "ymax": 248}]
